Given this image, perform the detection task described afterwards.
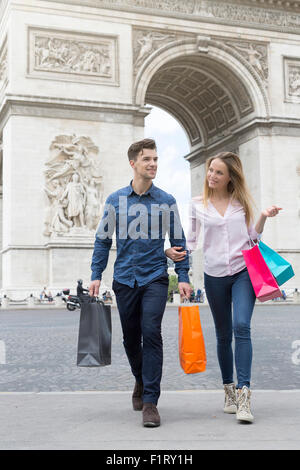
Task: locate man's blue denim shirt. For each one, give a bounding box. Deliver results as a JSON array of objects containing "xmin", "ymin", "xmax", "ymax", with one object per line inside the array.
[{"xmin": 91, "ymin": 182, "xmax": 190, "ymax": 287}]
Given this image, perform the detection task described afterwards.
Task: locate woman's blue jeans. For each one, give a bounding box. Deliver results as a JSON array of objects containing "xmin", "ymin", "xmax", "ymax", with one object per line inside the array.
[{"xmin": 204, "ymin": 268, "xmax": 256, "ymax": 389}]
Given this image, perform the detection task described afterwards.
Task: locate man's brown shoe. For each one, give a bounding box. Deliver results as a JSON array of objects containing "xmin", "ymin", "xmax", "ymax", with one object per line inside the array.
[
  {"xmin": 132, "ymin": 382, "xmax": 143, "ymax": 411},
  {"xmin": 142, "ymin": 403, "xmax": 161, "ymax": 427}
]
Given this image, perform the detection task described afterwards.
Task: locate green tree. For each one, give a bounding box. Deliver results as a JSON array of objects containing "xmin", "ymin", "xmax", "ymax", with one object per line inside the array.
[{"xmin": 168, "ymin": 275, "xmax": 178, "ymax": 301}]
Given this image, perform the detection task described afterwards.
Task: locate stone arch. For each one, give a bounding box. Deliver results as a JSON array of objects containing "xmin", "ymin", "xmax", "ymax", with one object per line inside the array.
[{"xmin": 134, "ymin": 38, "xmax": 270, "ymax": 147}]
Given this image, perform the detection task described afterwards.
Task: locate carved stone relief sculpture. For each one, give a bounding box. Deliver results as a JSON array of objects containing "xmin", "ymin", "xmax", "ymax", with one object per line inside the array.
[
  {"xmin": 284, "ymin": 58, "xmax": 300, "ymax": 101},
  {"xmin": 202, "ymin": 0, "xmax": 300, "ymax": 32},
  {"xmin": 225, "ymin": 40, "xmax": 269, "ymax": 86},
  {"xmin": 0, "ymin": 40, "xmax": 8, "ymax": 91},
  {"xmin": 133, "ymin": 29, "xmax": 180, "ymax": 74},
  {"xmin": 297, "ymin": 164, "xmax": 300, "ymax": 217},
  {"xmin": 289, "ymin": 69, "xmax": 300, "ymax": 96},
  {"xmin": 29, "ymin": 27, "xmax": 119, "ymax": 85},
  {"xmin": 35, "ymin": 0, "xmax": 300, "ymax": 34},
  {"xmin": 44, "ymin": 135, "xmax": 103, "ymax": 237}
]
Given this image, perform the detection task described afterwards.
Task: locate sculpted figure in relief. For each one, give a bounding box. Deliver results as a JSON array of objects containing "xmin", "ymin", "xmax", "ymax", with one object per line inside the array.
[
  {"xmin": 44, "ymin": 135, "xmax": 103, "ymax": 237},
  {"xmin": 85, "ymin": 178, "xmax": 104, "ymax": 231},
  {"xmin": 60, "ymin": 173, "xmax": 86, "ymax": 228},
  {"xmin": 35, "ymin": 35, "xmax": 112, "ymax": 77},
  {"xmin": 47, "ymin": 138, "xmax": 91, "ymax": 182},
  {"xmin": 44, "ymin": 180, "xmax": 73, "ymax": 236},
  {"xmin": 134, "ymin": 31, "xmax": 176, "ymax": 71},
  {"xmin": 228, "ymin": 42, "xmax": 268, "ymax": 83},
  {"xmin": 0, "ymin": 48, "xmax": 7, "ymax": 84},
  {"xmin": 289, "ymin": 68, "xmax": 300, "ymax": 97}
]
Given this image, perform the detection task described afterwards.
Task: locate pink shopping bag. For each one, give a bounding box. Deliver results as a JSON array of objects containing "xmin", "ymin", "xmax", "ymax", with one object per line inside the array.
[{"xmin": 242, "ymin": 244, "xmax": 282, "ymax": 302}]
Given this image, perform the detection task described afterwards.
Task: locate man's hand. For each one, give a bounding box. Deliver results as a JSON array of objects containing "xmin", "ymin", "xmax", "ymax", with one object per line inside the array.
[
  {"xmin": 178, "ymin": 282, "xmax": 193, "ymax": 300},
  {"xmin": 89, "ymin": 280, "xmax": 101, "ymax": 297},
  {"xmin": 165, "ymin": 246, "xmax": 187, "ymax": 262}
]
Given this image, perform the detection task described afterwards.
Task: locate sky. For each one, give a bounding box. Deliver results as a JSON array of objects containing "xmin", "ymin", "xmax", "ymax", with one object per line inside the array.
[{"xmin": 144, "ymin": 105, "xmax": 191, "ymax": 233}]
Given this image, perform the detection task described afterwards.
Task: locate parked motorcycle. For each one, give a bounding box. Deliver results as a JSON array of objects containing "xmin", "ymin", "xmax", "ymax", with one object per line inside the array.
[
  {"xmin": 62, "ymin": 280, "xmax": 90, "ymax": 311},
  {"xmin": 59, "ymin": 289, "xmax": 69, "ymax": 305},
  {"xmin": 61, "ymin": 288, "xmax": 80, "ymax": 311}
]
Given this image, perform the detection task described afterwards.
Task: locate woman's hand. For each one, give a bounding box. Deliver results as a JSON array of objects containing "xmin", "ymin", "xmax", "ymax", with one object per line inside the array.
[
  {"xmin": 255, "ymin": 205, "xmax": 282, "ymax": 234},
  {"xmin": 165, "ymin": 246, "xmax": 187, "ymax": 262},
  {"xmin": 262, "ymin": 205, "xmax": 282, "ymax": 218}
]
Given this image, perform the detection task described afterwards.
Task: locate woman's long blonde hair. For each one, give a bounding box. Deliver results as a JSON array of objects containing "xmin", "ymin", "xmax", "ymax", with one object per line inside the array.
[{"xmin": 203, "ymin": 152, "xmax": 255, "ymax": 226}]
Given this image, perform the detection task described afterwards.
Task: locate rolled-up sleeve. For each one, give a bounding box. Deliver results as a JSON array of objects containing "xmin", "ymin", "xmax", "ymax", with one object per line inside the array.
[
  {"xmin": 168, "ymin": 197, "xmax": 190, "ymax": 284},
  {"xmin": 91, "ymin": 196, "xmax": 115, "ymax": 281}
]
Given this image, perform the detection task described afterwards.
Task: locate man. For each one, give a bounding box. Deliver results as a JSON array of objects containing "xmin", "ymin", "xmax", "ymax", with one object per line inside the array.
[
  {"xmin": 89, "ymin": 138, "xmax": 192, "ymax": 427},
  {"xmin": 76, "ymin": 279, "xmax": 89, "ymax": 301}
]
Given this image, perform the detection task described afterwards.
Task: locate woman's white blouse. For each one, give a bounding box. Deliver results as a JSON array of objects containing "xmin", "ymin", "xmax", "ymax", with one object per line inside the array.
[{"xmin": 187, "ymin": 196, "xmax": 262, "ymax": 277}]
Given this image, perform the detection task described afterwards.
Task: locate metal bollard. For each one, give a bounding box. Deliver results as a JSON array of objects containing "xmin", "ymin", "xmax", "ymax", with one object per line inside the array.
[
  {"xmin": 27, "ymin": 295, "xmax": 35, "ymax": 308},
  {"xmin": 2, "ymin": 295, "xmax": 9, "ymax": 308},
  {"xmin": 293, "ymin": 291, "xmax": 300, "ymax": 303}
]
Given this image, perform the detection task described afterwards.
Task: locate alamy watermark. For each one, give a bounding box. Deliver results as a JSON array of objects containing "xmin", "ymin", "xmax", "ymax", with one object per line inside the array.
[{"xmin": 96, "ymin": 197, "xmax": 193, "ymax": 240}]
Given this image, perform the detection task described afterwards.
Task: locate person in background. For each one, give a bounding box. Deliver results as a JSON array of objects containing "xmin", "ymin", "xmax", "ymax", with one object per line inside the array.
[{"xmin": 77, "ymin": 279, "xmax": 89, "ymax": 298}]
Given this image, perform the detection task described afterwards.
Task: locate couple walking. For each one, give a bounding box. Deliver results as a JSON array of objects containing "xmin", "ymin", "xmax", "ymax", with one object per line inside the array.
[{"xmin": 89, "ymin": 138, "xmax": 281, "ymax": 427}]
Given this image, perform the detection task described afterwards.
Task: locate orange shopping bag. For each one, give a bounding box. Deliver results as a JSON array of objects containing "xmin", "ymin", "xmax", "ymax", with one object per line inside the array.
[{"xmin": 178, "ymin": 305, "xmax": 206, "ymax": 374}]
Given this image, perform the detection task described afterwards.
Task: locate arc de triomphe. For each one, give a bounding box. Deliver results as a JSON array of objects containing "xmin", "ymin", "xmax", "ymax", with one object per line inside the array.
[{"xmin": 0, "ymin": 0, "xmax": 299, "ymax": 298}]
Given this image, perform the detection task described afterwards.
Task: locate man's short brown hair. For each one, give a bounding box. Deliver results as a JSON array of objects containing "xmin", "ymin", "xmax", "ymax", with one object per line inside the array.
[{"xmin": 127, "ymin": 138, "xmax": 157, "ymax": 161}]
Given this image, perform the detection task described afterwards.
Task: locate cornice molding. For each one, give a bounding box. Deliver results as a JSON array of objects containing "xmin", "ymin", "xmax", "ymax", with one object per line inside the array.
[
  {"xmin": 33, "ymin": 0, "xmax": 300, "ymax": 34},
  {"xmin": 37, "ymin": 0, "xmax": 300, "ymax": 13},
  {"xmin": 186, "ymin": 116, "xmax": 300, "ymax": 165},
  {"xmin": 218, "ymin": 0, "xmax": 300, "ymax": 11},
  {"xmin": 0, "ymin": 94, "xmax": 151, "ymax": 131}
]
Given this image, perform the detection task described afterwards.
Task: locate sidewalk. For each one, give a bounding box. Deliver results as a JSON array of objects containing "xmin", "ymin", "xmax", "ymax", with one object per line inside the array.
[{"xmin": 0, "ymin": 390, "xmax": 299, "ymax": 450}]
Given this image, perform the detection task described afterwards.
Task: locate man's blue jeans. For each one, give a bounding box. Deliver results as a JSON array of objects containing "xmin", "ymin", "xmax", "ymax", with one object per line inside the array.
[
  {"xmin": 112, "ymin": 274, "xmax": 169, "ymax": 405},
  {"xmin": 204, "ymin": 268, "xmax": 256, "ymax": 389}
]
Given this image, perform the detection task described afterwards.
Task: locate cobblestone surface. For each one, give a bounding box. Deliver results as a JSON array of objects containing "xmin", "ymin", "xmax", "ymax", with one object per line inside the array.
[{"xmin": 0, "ymin": 305, "xmax": 299, "ymax": 392}]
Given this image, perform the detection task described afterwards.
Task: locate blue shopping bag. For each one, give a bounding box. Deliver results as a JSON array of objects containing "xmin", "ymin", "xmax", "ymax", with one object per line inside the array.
[{"xmin": 258, "ymin": 241, "xmax": 294, "ymax": 286}]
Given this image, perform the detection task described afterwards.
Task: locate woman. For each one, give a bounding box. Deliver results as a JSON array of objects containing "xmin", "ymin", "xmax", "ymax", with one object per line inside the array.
[{"xmin": 166, "ymin": 152, "xmax": 281, "ymax": 423}]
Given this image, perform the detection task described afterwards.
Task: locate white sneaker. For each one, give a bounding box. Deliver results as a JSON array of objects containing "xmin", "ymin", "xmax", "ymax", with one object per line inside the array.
[
  {"xmin": 236, "ymin": 386, "xmax": 254, "ymax": 423},
  {"xmin": 223, "ymin": 383, "xmax": 237, "ymax": 414}
]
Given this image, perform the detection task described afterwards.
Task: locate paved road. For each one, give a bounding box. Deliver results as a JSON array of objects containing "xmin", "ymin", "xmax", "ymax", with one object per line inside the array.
[{"xmin": 0, "ymin": 305, "xmax": 299, "ymax": 392}]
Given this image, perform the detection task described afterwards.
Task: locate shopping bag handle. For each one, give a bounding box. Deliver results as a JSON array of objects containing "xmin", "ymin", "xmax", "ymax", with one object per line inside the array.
[
  {"xmin": 93, "ymin": 296, "xmax": 106, "ymax": 306},
  {"xmin": 180, "ymin": 298, "xmax": 193, "ymax": 305},
  {"xmin": 84, "ymin": 295, "xmax": 105, "ymax": 306},
  {"xmin": 248, "ymin": 236, "xmax": 260, "ymax": 249}
]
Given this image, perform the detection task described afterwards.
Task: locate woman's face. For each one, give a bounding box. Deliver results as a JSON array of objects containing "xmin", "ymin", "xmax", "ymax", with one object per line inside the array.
[{"xmin": 207, "ymin": 158, "xmax": 231, "ymax": 192}]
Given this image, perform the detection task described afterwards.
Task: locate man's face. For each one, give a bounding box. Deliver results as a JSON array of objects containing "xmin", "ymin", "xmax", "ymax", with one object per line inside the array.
[{"xmin": 130, "ymin": 148, "xmax": 158, "ymax": 180}]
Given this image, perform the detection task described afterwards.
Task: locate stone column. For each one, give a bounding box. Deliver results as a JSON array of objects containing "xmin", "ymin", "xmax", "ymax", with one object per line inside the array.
[{"xmin": 239, "ymin": 126, "xmax": 300, "ymax": 288}]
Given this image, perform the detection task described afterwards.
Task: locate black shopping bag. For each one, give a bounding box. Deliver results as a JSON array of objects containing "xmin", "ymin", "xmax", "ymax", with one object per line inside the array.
[{"xmin": 77, "ymin": 297, "xmax": 112, "ymax": 367}]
